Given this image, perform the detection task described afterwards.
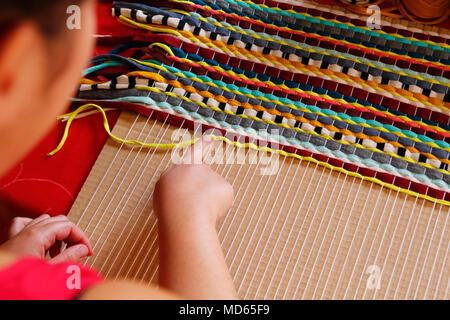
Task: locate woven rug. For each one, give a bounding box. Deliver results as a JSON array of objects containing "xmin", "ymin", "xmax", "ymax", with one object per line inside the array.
[
  {"xmin": 77, "ymin": 0, "xmax": 450, "ymax": 205},
  {"xmin": 65, "ymin": 0, "xmax": 450, "ymax": 300}
]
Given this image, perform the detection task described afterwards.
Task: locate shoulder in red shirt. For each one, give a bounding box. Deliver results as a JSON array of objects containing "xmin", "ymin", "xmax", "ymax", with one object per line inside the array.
[{"xmin": 0, "ymin": 258, "xmax": 103, "ymax": 300}]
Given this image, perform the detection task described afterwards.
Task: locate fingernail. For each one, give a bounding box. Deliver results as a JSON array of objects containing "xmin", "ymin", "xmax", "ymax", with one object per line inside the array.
[{"xmin": 78, "ymin": 245, "xmax": 89, "ymax": 257}]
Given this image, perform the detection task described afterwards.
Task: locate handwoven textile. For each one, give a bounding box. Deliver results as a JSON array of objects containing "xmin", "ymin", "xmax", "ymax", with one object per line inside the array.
[{"xmin": 77, "ymin": 0, "xmax": 450, "ymax": 204}]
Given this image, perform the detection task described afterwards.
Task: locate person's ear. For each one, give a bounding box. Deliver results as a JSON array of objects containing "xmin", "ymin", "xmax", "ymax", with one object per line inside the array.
[{"xmin": 0, "ymin": 22, "xmax": 47, "ymax": 127}]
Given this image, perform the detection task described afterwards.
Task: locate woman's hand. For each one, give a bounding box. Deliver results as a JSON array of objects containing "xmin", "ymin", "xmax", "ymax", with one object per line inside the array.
[
  {"xmin": 154, "ymin": 135, "xmax": 234, "ymax": 226},
  {"xmin": 154, "ymin": 135, "xmax": 237, "ymax": 299},
  {"xmin": 0, "ymin": 214, "xmax": 92, "ymax": 263}
]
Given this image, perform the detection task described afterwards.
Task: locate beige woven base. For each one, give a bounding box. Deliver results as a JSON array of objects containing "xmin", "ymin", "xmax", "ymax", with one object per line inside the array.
[{"xmin": 68, "ymin": 112, "xmax": 449, "ymax": 299}]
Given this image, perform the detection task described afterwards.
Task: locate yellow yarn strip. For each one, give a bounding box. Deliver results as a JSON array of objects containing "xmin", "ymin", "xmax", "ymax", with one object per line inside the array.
[
  {"xmin": 117, "ymin": 15, "xmax": 182, "ymax": 37},
  {"xmin": 148, "ymin": 43, "xmax": 176, "ymax": 56},
  {"xmin": 49, "ymin": 103, "xmax": 449, "ymax": 206},
  {"xmin": 47, "ymin": 103, "xmax": 198, "ymax": 156}
]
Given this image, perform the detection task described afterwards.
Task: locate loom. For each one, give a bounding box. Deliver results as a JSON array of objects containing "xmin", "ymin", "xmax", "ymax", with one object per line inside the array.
[{"xmin": 66, "ymin": 0, "xmax": 449, "ymax": 299}]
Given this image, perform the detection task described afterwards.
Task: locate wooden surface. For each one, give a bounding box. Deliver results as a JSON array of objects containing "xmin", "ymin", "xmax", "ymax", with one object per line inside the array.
[{"xmin": 68, "ymin": 111, "xmax": 449, "ymax": 299}]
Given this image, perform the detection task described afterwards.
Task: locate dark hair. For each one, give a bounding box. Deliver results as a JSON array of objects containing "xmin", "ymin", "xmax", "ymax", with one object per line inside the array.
[{"xmin": 0, "ymin": 1, "xmax": 81, "ymax": 37}]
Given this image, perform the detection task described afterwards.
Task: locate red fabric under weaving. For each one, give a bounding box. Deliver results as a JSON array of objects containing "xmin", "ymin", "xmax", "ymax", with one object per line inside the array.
[
  {"xmin": 0, "ymin": 258, "xmax": 103, "ymax": 300},
  {"xmin": 0, "ymin": 3, "xmax": 120, "ymax": 226}
]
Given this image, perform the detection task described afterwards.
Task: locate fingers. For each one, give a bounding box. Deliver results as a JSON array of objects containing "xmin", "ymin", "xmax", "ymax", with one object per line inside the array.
[
  {"xmin": 23, "ymin": 215, "xmax": 93, "ymax": 257},
  {"xmin": 183, "ymin": 135, "xmax": 214, "ymax": 164},
  {"xmin": 3, "ymin": 214, "xmax": 92, "ymax": 262},
  {"xmin": 49, "ymin": 240, "xmax": 63, "ymax": 258},
  {"xmin": 38, "ymin": 221, "xmax": 93, "ymax": 255},
  {"xmin": 160, "ymin": 135, "xmax": 214, "ymax": 178},
  {"xmin": 221, "ymin": 180, "xmax": 235, "ymax": 212},
  {"xmin": 26, "ymin": 214, "xmax": 51, "ymax": 227},
  {"xmin": 9, "ymin": 217, "xmax": 33, "ymax": 238},
  {"xmin": 50, "ymin": 244, "xmax": 90, "ymax": 263}
]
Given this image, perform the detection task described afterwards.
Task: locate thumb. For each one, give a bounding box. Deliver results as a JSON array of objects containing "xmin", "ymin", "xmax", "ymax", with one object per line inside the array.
[{"xmin": 50, "ymin": 244, "xmax": 90, "ymax": 263}]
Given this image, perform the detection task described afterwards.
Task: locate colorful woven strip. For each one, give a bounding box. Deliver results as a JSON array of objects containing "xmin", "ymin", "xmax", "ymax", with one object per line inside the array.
[
  {"xmin": 88, "ymin": 45, "xmax": 450, "ymax": 141},
  {"xmin": 91, "ymin": 50, "xmax": 450, "ymax": 129},
  {"xmin": 253, "ymin": 0, "xmax": 450, "ymax": 44},
  {"xmin": 73, "ymin": 1, "xmax": 450, "ymax": 204},
  {"xmin": 113, "ymin": 6, "xmax": 450, "ymax": 97},
  {"xmin": 115, "ymin": 2, "xmax": 450, "ymax": 73},
  {"xmin": 79, "ymin": 74, "xmax": 450, "ymax": 180},
  {"xmin": 81, "ymin": 59, "xmax": 450, "ymax": 164}
]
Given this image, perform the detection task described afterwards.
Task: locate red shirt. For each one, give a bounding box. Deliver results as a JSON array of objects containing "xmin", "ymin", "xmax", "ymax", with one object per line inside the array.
[{"xmin": 0, "ymin": 258, "xmax": 103, "ymax": 300}]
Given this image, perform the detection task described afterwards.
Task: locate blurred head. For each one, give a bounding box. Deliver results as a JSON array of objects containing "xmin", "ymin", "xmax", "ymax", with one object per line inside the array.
[{"xmin": 0, "ymin": 0, "xmax": 96, "ymax": 176}]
